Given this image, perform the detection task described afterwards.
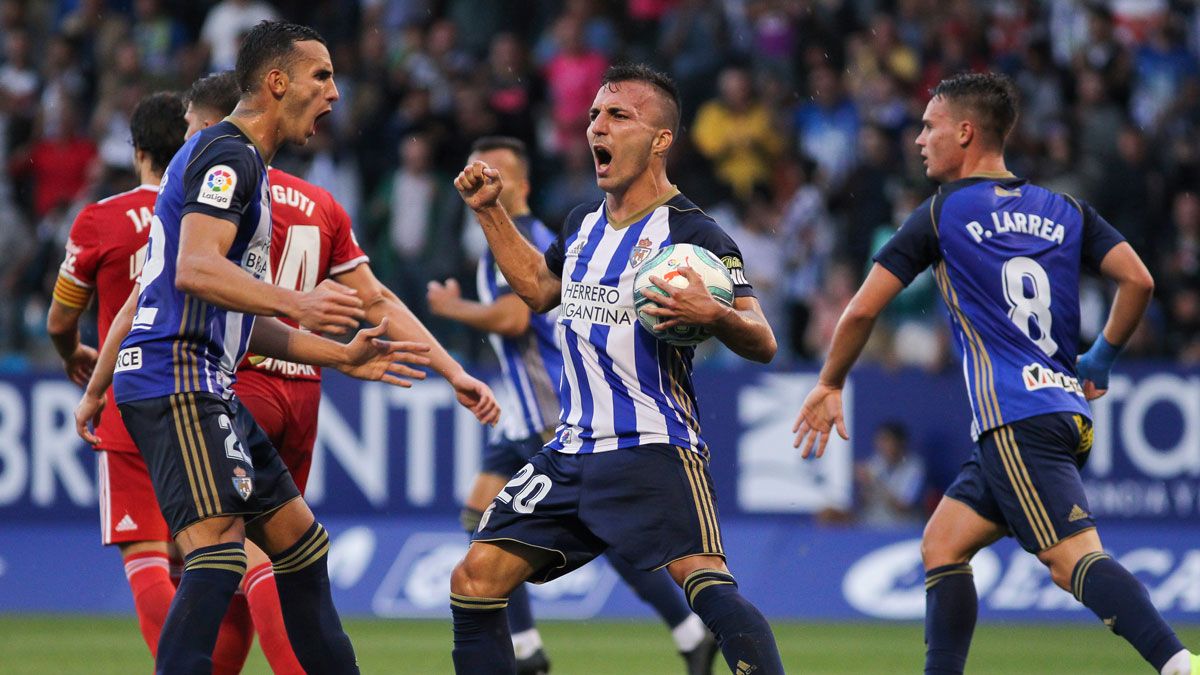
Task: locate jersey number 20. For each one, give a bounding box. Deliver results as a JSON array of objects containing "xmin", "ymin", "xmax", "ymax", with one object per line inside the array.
[{"xmin": 1002, "ymin": 256, "xmax": 1057, "ymax": 356}]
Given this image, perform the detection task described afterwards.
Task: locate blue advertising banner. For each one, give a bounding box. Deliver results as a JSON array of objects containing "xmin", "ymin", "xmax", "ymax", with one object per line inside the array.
[
  {"xmin": 3, "ymin": 517, "xmax": 1199, "ymax": 621},
  {"xmin": 0, "ymin": 365, "xmax": 1197, "ymax": 521}
]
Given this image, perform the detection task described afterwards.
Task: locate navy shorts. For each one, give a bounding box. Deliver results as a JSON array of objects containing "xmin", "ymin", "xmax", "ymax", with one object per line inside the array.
[
  {"xmin": 118, "ymin": 392, "xmax": 301, "ymax": 537},
  {"xmin": 481, "ymin": 433, "xmax": 546, "ymax": 476},
  {"xmin": 945, "ymin": 412, "xmax": 1096, "ymax": 553},
  {"xmin": 473, "ymin": 444, "xmax": 725, "ymax": 582}
]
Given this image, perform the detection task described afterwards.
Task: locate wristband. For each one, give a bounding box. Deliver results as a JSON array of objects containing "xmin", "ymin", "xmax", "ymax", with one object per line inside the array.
[{"xmin": 1077, "ymin": 335, "xmax": 1121, "ymax": 389}]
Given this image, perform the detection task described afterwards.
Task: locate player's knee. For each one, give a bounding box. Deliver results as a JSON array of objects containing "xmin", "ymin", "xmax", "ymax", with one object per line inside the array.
[
  {"xmin": 921, "ymin": 525, "xmax": 967, "ymax": 568},
  {"xmin": 450, "ymin": 557, "xmax": 495, "ymax": 598}
]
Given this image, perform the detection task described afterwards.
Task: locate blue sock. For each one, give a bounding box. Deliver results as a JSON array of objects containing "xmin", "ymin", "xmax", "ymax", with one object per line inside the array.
[
  {"xmin": 1073, "ymin": 552, "xmax": 1184, "ymax": 671},
  {"xmin": 607, "ymin": 553, "xmax": 692, "ymax": 628},
  {"xmin": 156, "ymin": 542, "xmax": 246, "ymax": 675},
  {"xmin": 271, "ymin": 522, "xmax": 359, "ymax": 674},
  {"xmin": 684, "ymin": 569, "xmax": 783, "ymax": 675},
  {"xmin": 452, "ymin": 593, "xmax": 515, "ymax": 674},
  {"xmin": 924, "ymin": 563, "xmax": 977, "ymax": 675}
]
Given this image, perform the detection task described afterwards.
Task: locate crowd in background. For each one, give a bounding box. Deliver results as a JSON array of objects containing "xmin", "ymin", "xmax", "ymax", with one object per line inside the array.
[{"xmin": 1, "ymin": 0, "xmax": 1198, "ymax": 373}]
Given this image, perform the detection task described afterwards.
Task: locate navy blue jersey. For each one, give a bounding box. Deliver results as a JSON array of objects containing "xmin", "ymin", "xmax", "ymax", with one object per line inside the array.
[
  {"xmin": 114, "ymin": 121, "xmax": 272, "ymax": 404},
  {"xmin": 874, "ymin": 175, "xmax": 1124, "ymax": 437},
  {"xmin": 477, "ymin": 214, "xmax": 563, "ymax": 440},
  {"xmin": 541, "ymin": 190, "xmax": 755, "ymax": 455}
]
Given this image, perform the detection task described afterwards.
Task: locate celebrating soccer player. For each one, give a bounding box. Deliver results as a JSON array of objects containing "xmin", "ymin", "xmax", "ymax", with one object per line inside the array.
[
  {"xmin": 429, "ymin": 135, "xmax": 717, "ymax": 674},
  {"xmin": 450, "ymin": 64, "xmax": 784, "ymax": 675},
  {"xmin": 792, "ymin": 72, "xmax": 1199, "ymax": 675}
]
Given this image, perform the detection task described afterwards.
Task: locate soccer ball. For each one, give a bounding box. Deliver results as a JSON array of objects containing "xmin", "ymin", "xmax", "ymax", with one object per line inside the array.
[{"xmin": 633, "ymin": 243, "xmax": 734, "ymax": 346}]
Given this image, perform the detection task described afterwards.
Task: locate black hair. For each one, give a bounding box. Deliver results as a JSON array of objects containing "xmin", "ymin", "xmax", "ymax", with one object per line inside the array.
[
  {"xmin": 930, "ymin": 72, "xmax": 1020, "ymax": 149},
  {"xmin": 470, "ymin": 136, "xmax": 529, "ymax": 167},
  {"xmin": 185, "ymin": 71, "xmax": 239, "ymax": 117},
  {"xmin": 600, "ymin": 63, "xmax": 681, "ymax": 135},
  {"xmin": 234, "ymin": 20, "xmax": 326, "ymax": 95},
  {"xmin": 876, "ymin": 421, "xmax": 909, "ymax": 445},
  {"xmin": 130, "ymin": 91, "xmax": 186, "ymax": 174}
]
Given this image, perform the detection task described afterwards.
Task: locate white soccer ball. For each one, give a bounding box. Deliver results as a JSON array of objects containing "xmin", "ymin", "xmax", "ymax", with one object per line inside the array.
[{"xmin": 632, "ymin": 243, "xmax": 735, "ymax": 346}]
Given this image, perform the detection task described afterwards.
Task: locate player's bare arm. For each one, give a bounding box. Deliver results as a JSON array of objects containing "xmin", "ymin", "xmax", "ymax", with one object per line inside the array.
[
  {"xmin": 1077, "ymin": 242, "xmax": 1155, "ymax": 400},
  {"xmin": 176, "ymin": 211, "xmax": 365, "ymax": 333},
  {"xmin": 74, "ymin": 285, "xmax": 139, "ymax": 445},
  {"xmin": 47, "ymin": 300, "xmax": 97, "ymax": 387},
  {"xmin": 455, "ymin": 161, "xmax": 562, "ymax": 313},
  {"xmin": 792, "ymin": 263, "xmax": 906, "ymax": 458},
  {"xmin": 427, "ymin": 279, "xmax": 532, "ymax": 338},
  {"xmin": 335, "ymin": 263, "xmax": 500, "ymax": 425},
  {"xmin": 639, "ymin": 265, "xmax": 776, "ymax": 363},
  {"xmin": 248, "ymin": 315, "xmax": 430, "ymax": 387}
]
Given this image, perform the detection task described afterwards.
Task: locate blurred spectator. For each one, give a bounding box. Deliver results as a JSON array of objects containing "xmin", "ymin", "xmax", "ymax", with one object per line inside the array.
[
  {"xmin": 856, "ymin": 422, "xmax": 927, "ymax": 527},
  {"xmin": 485, "ymin": 32, "xmax": 543, "ymax": 152},
  {"xmin": 777, "ymin": 155, "xmax": 834, "ymax": 361},
  {"xmin": 692, "ymin": 66, "xmax": 784, "ymax": 202},
  {"xmin": 539, "ymin": 138, "xmax": 603, "ymax": 226},
  {"xmin": 657, "ymin": 0, "xmax": 726, "ymax": 120},
  {"xmin": 794, "ymin": 63, "xmax": 859, "ymax": 189},
  {"xmin": 201, "ymin": 0, "xmax": 280, "ymax": 72},
  {"xmin": 1130, "ymin": 15, "xmax": 1198, "ymax": 135},
  {"xmin": 542, "ymin": 15, "xmax": 608, "ymax": 154},
  {"xmin": 9, "ymin": 101, "xmax": 97, "ymax": 221},
  {"xmin": 131, "ymin": 0, "xmax": 189, "ymax": 83},
  {"xmin": 831, "ymin": 124, "xmax": 899, "ymax": 269},
  {"xmin": 1092, "ymin": 124, "xmax": 1164, "ymax": 268},
  {"xmin": 804, "ymin": 260, "xmax": 856, "ymax": 359}
]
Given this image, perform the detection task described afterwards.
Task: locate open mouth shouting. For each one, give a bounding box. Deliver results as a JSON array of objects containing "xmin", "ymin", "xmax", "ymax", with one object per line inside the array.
[{"xmin": 593, "ymin": 144, "xmax": 613, "ymax": 176}]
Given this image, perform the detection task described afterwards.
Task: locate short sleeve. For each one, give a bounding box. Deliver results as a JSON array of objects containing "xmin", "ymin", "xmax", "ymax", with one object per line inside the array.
[
  {"xmin": 326, "ymin": 194, "xmax": 370, "ymax": 276},
  {"xmin": 872, "ymin": 196, "xmax": 941, "ymax": 286},
  {"xmin": 543, "ymin": 204, "xmax": 593, "ymax": 278},
  {"xmin": 1077, "ymin": 198, "xmax": 1125, "ymax": 273},
  {"xmin": 673, "ymin": 213, "xmax": 757, "ymax": 299},
  {"xmin": 53, "ymin": 206, "xmax": 100, "ymax": 308},
  {"xmin": 180, "ymin": 137, "xmax": 259, "ymax": 224}
]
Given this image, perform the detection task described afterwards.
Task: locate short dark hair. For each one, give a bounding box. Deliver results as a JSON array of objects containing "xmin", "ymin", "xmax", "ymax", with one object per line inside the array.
[
  {"xmin": 130, "ymin": 91, "xmax": 186, "ymax": 174},
  {"xmin": 185, "ymin": 71, "xmax": 239, "ymax": 117},
  {"xmin": 930, "ymin": 72, "xmax": 1020, "ymax": 149},
  {"xmin": 600, "ymin": 63, "xmax": 681, "ymax": 135},
  {"xmin": 470, "ymin": 136, "xmax": 529, "ymax": 166},
  {"xmin": 234, "ymin": 20, "xmax": 326, "ymax": 95}
]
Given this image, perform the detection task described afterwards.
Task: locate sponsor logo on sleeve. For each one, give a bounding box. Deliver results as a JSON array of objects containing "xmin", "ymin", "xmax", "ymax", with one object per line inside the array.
[
  {"xmin": 197, "ymin": 165, "xmax": 237, "ymax": 209},
  {"xmin": 721, "ymin": 255, "xmax": 748, "ymax": 285}
]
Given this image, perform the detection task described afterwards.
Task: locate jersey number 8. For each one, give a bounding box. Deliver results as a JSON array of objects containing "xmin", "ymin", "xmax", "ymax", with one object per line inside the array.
[{"xmin": 1002, "ymin": 256, "xmax": 1057, "ymax": 356}]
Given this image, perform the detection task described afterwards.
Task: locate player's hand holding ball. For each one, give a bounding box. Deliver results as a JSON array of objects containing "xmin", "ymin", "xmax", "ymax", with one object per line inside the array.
[
  {"xmin": 634, "ymin": 243, "xmax": 735, "ymax": 346},
  {"xmin": 455, "ymin": 160, "xmax": 504, "ymax": 212},
  {"xmin": 337, "ymin": 317, "xmax": 432, "ymax": 386}
]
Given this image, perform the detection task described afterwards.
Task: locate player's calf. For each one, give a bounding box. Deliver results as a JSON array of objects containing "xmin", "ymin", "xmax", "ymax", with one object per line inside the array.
[
  {"xmin": 156, "ymin": 541, "xmax": 248, "ymax": 675},
  {"xmin": 679, "ymin": 567, "xmax": 784, "ymax": 675}
]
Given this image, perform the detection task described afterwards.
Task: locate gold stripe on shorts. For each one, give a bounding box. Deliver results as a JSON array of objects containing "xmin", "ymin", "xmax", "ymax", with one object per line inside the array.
[
  {"xmin": 184, "ymin": 393, "xmax": 222, "ymax": 516},
  {"xmin": 995, "ymin": 425, "xmax": 1057, "ymax": 550},
  {"xmin": 169, "ymin": 394, "xmax": 210, "ymax": 517},
  {"xmin": 677, "ymin": 447, "xmax": 722, "ymax": 555}
]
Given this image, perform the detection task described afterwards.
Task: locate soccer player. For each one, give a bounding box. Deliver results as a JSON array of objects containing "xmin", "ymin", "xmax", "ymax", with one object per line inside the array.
[
  {"xmin": 103, "ymin": 21, "xmax": 428, "ymax": 675},
  {"xmin": 428, "ymin": 135, "xmax": 717, "ymax": 675},
  {"xmin": 449, "ymin": 64, "xmax": 784, "ymax": 675},
  {"xmin": 792, "ymin": 72, "xmax": 1199, "ymax": 675},
  {"xmin": 180, "ymin": 70, "xmax": 499, "ymax": 674}
]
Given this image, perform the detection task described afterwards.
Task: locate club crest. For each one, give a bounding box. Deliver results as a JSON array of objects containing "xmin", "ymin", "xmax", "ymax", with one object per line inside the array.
[
  {"xmin": 629, "ymin": 238, "xmax": 653, "ymax": 268},
  {"xmin": 232, "ymin": 466, "xmax": 252, "ymax": 501}
]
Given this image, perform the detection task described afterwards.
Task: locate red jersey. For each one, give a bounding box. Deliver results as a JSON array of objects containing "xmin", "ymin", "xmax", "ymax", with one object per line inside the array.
[
  {"xmin": 53, "ymin": 184, "xmax": 159, "ymax": 453},
  {"xmin": 237, "ymin": 168, "xmax": 369, "ymax": 381}
]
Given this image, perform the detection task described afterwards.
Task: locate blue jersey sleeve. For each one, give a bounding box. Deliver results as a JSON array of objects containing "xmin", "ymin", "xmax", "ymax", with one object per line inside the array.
[
  {"xmin": 180, "ymin": 136, "xmax": 260, "ymax": 224},
  {"xmin": 1077, "ymin": 198, "xmax": 1126, "ymax": 274},
  {"xmin": 671, "ymin": 212, "xmax": 757, "ymax": 298},
  {"xmin": 544, "ymin": 203, "xmax": 593, "ymax": 278},
  {"xmin": 873, "ymin": 196, "xmax": 941, "ymax": 286}
]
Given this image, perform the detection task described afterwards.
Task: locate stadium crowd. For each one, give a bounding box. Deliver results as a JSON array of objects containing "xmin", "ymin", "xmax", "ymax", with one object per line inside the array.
[{"xmin": 1, "ymin": 0, "xmax": 1197, "ymax": 371}]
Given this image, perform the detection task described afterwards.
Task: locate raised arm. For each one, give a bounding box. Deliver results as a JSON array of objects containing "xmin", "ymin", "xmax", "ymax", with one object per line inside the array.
[
  {"xmin": 454, "ymin": 161, "xmax": 561, "ymax": 313},
  {"xmin": 335, "ymin": 263, "xmax": 501, "ymax": 425}
]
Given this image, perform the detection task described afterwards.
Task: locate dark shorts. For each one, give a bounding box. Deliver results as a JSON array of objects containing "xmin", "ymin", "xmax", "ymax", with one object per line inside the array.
[
  {"xmin": 118, "ymin": 392, "xmax": 301, "ymax": 537},
  {"xmin": 945, "ymin": 412, "xmax": 1096, "ymax": 553},
  {"xmin": 481, "ymin": 433, "xmax": 547, "ymax": 476},
  {"xmin": 473, "ymin": 444, "xmax": 725, "ymax": 583}
]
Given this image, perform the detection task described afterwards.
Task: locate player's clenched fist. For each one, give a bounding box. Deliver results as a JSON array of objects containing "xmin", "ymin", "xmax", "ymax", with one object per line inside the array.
[
  {"xmin": 455, "ymin": 160, "xmax": 504, "ymax": 212},
  {"xmin": 293, "ymin": 278, "xmax": 366, "ymax": 334}
]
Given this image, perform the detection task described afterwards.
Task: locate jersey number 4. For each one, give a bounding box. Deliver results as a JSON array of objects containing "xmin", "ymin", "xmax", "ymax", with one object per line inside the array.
[{"xmin": 1002, "ymin": 256, "xmax": 1057, "ymax": 356}]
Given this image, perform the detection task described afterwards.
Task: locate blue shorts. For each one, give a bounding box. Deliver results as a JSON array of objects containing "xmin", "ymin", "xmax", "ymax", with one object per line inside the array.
[
  {"xmin": 945, "ymin": 412, "xmax": 1095, "ymax": 553},
  {"xmin": 473, "ymin": 444, "xmax": 725, "ymax": 582},
  {"xmin": 118, "ymin": 392, "xmax": 301, "ymax": 537},
  {"xmin": 481, "ymin": 433, "xmax": 546, "ymax": 476}
]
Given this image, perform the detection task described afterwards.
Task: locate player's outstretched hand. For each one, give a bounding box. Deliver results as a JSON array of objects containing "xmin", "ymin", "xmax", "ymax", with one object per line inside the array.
[
  {"xmin": 296, "ymin": 279, "xmax": 366, "ymax": 335},
  {"xmin": 449, "ymin": 370, "xmax": 501, "ymax": 427},
  {"xmin": 338, "ymin": 318, "xmax": 432, "ymax": 386},
  {"xmin": 64, "ymin": 344, "xmax": 98, "ymax": 387},
  {"xmin": 640, "ymin": 266, "xmax": 731, "ymax": 330},
  {"xmin": 74, "ymin": 390, "xmax": 105, "ymax": 446},
  {"xmin": 791, "ymin": 382, "xmax": 849, "ymax": 459},
  {"xmin": 454, "ymin": 160, "xmax": 503, "ymax": 212},
  {"xmin": 426, "ymin": 278, "xmax": 462, "ymax": 317}
]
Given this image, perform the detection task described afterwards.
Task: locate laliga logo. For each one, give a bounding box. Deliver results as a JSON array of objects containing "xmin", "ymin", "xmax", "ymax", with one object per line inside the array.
[
  {"xmin": 206, "ymin": 168, "xmax": 233, "ymax": 192},
  {"xmin": 662, "ymin": 256, "xmax": 692, "ymax": 285}
]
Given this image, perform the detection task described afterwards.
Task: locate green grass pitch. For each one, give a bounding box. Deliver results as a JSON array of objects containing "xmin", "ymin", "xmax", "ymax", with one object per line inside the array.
[{"xmin": 1, "ymin": 615, "xmax": 1195, "ymax": 673}]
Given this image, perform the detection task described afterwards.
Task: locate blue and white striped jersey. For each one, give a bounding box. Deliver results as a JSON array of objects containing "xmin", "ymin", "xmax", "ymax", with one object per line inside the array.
[
  {"xmin": 113, "ymin": 121, "xmax": 272, "ymax": 404},
  {"xmin": 479, "ymin": 214, "xmax": 563, "ymax": 441},
  {"xmin": 542, "ymin": 190, "xmax": 755, "ymax": 455}
]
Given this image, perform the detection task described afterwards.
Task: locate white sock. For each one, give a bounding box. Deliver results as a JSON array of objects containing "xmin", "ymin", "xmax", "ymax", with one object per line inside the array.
[
  {"xmin": 671, "ymin": 613, "xmax": 708, "ymax": 652},
  {"xmin": 511, "ymin": 628, "xmax": 543, "ymax": 660},
  {"xmin": 1161, "ymin": 649, "xmax": 1191, "ymax": 675}
]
